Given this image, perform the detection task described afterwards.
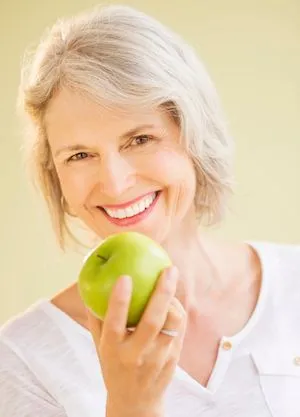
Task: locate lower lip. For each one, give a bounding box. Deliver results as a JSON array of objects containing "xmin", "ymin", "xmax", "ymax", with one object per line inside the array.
[{"xmin": 99, "ymin": 191, "xmax": 161, "ymax": 227}]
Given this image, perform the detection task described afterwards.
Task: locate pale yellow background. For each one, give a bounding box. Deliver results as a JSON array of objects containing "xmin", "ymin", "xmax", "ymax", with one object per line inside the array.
[{"xmin": 0, "ymin": 0, "xmax": 299, "ymax": 324}]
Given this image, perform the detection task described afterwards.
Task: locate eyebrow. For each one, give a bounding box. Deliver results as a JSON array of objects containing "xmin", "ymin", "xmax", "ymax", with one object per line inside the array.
[{"xmin": 54, "ymin": 123, "xmax": 156, "ymax": 158}]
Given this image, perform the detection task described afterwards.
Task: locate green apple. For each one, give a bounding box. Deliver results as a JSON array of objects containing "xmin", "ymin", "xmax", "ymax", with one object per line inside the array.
[{"xmin": 78, "ymin": 231, "xmax": 172, "ymax": 327}]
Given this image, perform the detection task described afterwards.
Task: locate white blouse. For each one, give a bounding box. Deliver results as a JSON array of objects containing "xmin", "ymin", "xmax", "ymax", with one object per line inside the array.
[{"xmin": 1, "ymin": 242, "xmax": 300, "ymax": 417}]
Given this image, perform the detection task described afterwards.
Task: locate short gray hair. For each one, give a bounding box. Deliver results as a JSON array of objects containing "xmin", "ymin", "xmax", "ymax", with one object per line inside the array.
[{"xmin": 19, "ymin": 4, "xmax": 234, "ymax": 249}]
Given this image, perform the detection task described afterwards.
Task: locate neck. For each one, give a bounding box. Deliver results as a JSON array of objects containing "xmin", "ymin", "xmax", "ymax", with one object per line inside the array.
[
  {"xmin": 160, "ymin": 217, "xmax": 226, "ymax": 317},
  {"xmin": 160, "ymin": 218, "xmax": 262, "ymax": 338}
]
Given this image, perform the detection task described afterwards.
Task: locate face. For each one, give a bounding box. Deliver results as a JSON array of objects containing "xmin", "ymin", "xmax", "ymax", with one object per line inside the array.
[{"xmin": 45, "ymin": 88, "xmax": 197, "ymax": 244}]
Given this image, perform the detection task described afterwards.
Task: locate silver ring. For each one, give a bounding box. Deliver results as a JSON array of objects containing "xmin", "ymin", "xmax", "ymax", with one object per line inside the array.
[
  {"xmin": 160, "ymin": 329, "xmax": 179, "ymax": 337},
  {"xmin": 127, "ymin": 327, "xmax": 135, "ymax": 333},
  {"xmin": 127, "ymin": 327, "xmax": 179, "ymax": 337}
]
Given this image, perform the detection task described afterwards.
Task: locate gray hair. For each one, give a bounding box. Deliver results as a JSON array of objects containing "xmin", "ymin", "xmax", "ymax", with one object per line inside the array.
[{"xmin": 19, "ymin": 4, "xmax": 234, "ymax": 249}]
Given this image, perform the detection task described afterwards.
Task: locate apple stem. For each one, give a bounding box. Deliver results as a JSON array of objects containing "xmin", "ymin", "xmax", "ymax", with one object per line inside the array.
[{"xmin": 96, "ymin": 255, "xmax": 107, "ymax": 261}]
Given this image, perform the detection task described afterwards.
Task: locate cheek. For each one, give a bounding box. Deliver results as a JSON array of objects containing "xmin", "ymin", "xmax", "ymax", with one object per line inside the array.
[
  {"xmin": 146, "ymin": 149, "xmax": 197, "ymax": 218},
  {"xmin": 55, "ymin": 165, "xmax": 91, "ymax": 207},
  {"xmin": 150, "ymin": 149, "xmax": 196, "ymax": 190}
]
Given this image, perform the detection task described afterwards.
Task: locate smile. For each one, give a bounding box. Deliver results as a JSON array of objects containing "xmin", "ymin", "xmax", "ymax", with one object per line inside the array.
[{"xmin": 99, "ymin": 191, "xmax": 161, "ymax": 226}]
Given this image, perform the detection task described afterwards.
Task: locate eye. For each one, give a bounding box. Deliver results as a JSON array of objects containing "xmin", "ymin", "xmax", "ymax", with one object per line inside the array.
[
  {"xmin": 67, "ymin": 152, "xmax": 89, "ymax": 162},
  {"xmin": 131, "ymin": 135, "xmax": 154, "ymax": 147}
]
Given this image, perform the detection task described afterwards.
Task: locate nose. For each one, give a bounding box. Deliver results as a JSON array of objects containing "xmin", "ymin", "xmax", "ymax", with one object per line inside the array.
[{"xmin": 98, "ymin": 152, "xmax": 136, "ymax": 197}]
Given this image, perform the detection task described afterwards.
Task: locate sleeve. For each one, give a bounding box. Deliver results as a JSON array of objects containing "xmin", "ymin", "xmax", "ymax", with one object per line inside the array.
[{"xmin": 0, "ymin": 338, "xmax": 66, "ymax": 417}]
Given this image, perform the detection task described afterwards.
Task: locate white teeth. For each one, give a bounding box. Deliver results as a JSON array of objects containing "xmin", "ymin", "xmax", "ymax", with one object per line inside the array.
[
  {"xmin": 103, "ymin": 192, "xmax": 157, "ymax": 219},
  {"xmin": 105, "ymin": 208, "xmax": 114, "ymax": 217},
  {"xmin": 124, "ymin": 207, "xmax": 135, "ymax": 217},
  {"xmin": 116, "ymin": 210, "xmax": 126, "ymax": 219},
  {"xmin": 131, "ymin": 203, "xmax": 140, "ymax": 215},
  {"xmin": 138, "ymin": 200, "xmax": 146, "ymax": 213}
]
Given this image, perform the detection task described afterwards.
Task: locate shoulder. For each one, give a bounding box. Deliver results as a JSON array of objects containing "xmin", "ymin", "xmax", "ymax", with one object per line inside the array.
[
  {"xmin": 0, "ymin": 300, "xmax": 54, "ymax": 385},
  {"xmin": 251, "ymin": 240, "xmax": 300, "ymax": 280},
  {"xmin": 247, "ymin": 243, "xmax": 300, "ymax": 393},
  {"xmin": 0, "ymin": 299, "xmax": 69, "ymax": 382},
  {"xmin": 0, "ymin": 300, "xmax": 53, "ymax": 353},
  {"xmin": 251, "ymin": 241, "xmax": 300, "ymax": 315},
  {"xmin": 0, "ymin": 327, "xmax": 64, "ymax": 417},
  {"xmin": 262, "ymin": 241, "xmax": 300, "ymax": 287},
  {"xmin": 271, "ymin": 241, "xmax": 300, "ymax": 269},
  {"xmin": 272, "ymin": 242, "xmax": 300, "ymax": 313},
  {"xmin": 0, "ymin": 302, "xmax": 66, "ymax": 416}
]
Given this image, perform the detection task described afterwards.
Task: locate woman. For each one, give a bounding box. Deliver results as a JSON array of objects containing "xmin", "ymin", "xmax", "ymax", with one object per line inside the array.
[{"xmin": 1, "ymin": 4, "xmax": 299, "ymax": 417}]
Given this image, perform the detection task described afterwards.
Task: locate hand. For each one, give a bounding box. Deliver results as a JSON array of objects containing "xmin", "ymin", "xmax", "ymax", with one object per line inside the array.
[{"xmin": 87, "ymin": 266, "xmax": 187, "ymax": 417}]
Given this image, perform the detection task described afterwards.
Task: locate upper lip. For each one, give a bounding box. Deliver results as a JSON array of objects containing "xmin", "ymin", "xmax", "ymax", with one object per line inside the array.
[{"xmin": 100, "ymin": 191, "xmax": 159, "ymax": 210}]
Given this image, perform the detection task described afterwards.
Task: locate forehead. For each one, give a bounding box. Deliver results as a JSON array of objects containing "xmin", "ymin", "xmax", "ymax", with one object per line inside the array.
[{"xmin": 44, "ymin": 88, "xmax": 171, "ymax": 138}]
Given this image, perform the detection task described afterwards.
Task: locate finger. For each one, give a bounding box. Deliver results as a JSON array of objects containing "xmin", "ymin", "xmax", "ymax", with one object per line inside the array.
[
  {"xmin": 132, "ymin": 266, "xmax": 179, "ymax": 349},
  {"xmin": 156, "ymin": 312, "xmax": 187, "ymax": 386},
  {"xmin": 102, "ymin": 275, "xmax": 132, "ymax": 344},
  {"xmin": 140, "ymin": 298, "xmax": 186, "ymax": 378},
  {"xmin": 140, "ymin": 300, "xmax": 186, "ymax": 384},
  {"xmin": 158, "ymin": 297, "xmax": 185, "ymax": 344},
  {"xmin": 86, "ymin": 307, "xmax": 104, "ymax": 347},
  {"xmin": 166, "ymin": 304, "xmax": 187, "ymax": 362}
]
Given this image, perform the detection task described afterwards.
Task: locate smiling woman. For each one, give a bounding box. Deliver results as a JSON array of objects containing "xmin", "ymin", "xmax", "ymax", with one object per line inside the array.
[
  {"xmin": 20, "ymin": 5, "xmax": 233, "ymax": 250},
  {"xmin": 1, "ymin": 4, "xmax": 300, "ymax": 417}
]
